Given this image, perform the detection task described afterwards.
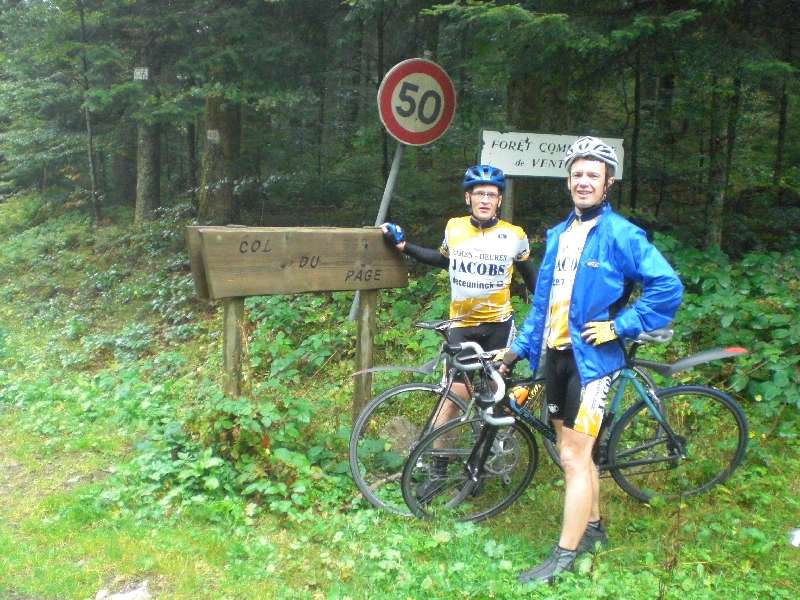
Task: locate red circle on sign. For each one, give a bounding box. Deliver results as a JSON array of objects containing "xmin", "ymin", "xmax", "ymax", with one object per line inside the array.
[{"xmin": 377, "ymin": 58, "xmax": 456, "ymax": 146}]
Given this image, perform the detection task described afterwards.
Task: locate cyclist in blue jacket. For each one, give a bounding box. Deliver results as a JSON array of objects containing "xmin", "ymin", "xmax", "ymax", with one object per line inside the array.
[{"xmin": 499, "ymin": 136, "xmax": 683, "ymax": 585}]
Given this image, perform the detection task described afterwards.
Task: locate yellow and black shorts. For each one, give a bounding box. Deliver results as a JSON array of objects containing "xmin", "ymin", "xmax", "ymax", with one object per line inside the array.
[{"xmin": 544, "ymin": 347, "xmax": 614, "ymax": 438}]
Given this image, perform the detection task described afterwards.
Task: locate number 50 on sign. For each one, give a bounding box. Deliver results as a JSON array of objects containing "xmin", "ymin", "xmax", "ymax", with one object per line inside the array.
[{"xmin": 377, "ymin": 58, "xmax": 456, "ymax": 146}]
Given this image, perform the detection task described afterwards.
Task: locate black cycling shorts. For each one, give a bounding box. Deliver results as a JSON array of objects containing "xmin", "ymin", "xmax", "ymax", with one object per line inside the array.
[
  {"xmin": 446, "ymin": 319, "xmax": 515, "ymax": 356},
  {"xmin": 544, "ymin": 347, "xmax": 614, "ymax": 438}
]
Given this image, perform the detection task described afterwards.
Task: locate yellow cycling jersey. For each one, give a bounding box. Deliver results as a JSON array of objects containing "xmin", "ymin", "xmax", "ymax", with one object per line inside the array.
[
  {"xmin": 546, "ymin": 217, "xmax": 598, "ymax": 349},
  {"xmin": 439, "ymin": 216, "xmax": 530, "ymax": 327}
]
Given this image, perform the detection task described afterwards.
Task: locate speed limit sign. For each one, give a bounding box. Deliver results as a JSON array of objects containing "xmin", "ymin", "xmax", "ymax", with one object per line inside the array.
[{"xmin": 377, "ymin": 58, "xmax": 456, "ymax": 146}]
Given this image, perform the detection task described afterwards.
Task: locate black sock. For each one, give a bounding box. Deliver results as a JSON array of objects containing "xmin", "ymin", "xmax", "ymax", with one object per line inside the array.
[{"xmin": 587, "ymin": 519, "xmax": 602, "ymax": 528}]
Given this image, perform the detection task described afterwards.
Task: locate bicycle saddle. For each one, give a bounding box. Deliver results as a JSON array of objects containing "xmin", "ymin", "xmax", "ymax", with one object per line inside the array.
[
  {"xmin": 636, "ymin": 328, "xmax": 674, "ymax": 344},
  {"xmin": 416, "ymin": 319, "xmax": 460, "ymax": 332}
]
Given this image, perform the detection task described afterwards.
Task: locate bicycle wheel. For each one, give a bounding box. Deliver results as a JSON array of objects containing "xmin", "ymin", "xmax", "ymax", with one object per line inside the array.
[
  {"xmin": 401, "ymin": 417, "xmax": 538, "ymax": 522},
  {"xmin": 349, "ymin": 383, "xmax": 468, "ymax": 515},
  {"xmin": 608, "ymin": 385, "xmax": 748, "ymax": 502}
]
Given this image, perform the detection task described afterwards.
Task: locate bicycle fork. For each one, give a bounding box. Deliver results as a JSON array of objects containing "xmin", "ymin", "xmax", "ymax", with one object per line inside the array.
[{"xmin": 463, "ymin": 425, "xmax": 499, "ymax": 491}]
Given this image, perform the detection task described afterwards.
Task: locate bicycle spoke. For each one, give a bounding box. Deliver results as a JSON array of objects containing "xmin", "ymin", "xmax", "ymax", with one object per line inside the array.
[{"xmin": 349, "ymin": 383, "xmax": 468, "ymax": 515}]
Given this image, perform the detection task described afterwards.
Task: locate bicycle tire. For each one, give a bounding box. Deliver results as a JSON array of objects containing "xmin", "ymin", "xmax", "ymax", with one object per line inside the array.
[
  {"xmin": 608, "ymin": 384, "xmax": 748, "ymax": 502},
  {"xmin": 349, "ymin": 382, "xmax": 468, "ymax": 515},
  {"xmin": 540, "ymin": 366, "xmax": 653, "ymax": 469},
  {"xmin": 401, "ymin": 417, "xmax": 538, "ymax": 522}
]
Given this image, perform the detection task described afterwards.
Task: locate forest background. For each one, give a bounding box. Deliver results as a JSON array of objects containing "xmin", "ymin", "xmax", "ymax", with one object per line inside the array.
[{"xmin": 0, "ymin": 1, "xmax": 799, "ymax": 599}]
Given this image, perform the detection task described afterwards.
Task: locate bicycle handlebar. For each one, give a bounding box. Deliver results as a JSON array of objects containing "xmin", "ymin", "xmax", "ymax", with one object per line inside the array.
[
  {"xmin": 447, "ymin": 341, "xmax": 512, "ymax": 426},
  {"xmin": 448, "ymin": 341, "xmax": 486, "ymax": 371},
  {"xmin": 481, "ymin": 405, "xmax": 515, "ymax": 426}
]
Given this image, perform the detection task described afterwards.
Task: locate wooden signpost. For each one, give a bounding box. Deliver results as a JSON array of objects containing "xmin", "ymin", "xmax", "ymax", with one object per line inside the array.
[
  {"xmin": 188, "ymin": 58, "xmax": 456, "ymax": 416},
  {"xmin": 186, "ymin": 226, "xmax": 408, "ymax": 415}
]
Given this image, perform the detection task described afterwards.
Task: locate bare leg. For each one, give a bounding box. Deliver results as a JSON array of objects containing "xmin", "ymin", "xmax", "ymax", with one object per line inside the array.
[
  {"xmin": 589, "ymin": 461, "xmax": 600, "ymax": 522},
  {"xmin": 425, "ymin": 381, "xmax": 469, "ymax": 454},
  {"xmin": 558, "ymin": 426, "xmax": 597, "ymax": 550},
  {"xmin": 554, "ymin": 419, "xmax": 600, "ymax": 522},
  {"xmin": 435, "ymin": 381, "xmax": 468, "ymax": 425},
  {"xmin": 552, "ymin": 418, "xmax": 564, "ymax": 451}
]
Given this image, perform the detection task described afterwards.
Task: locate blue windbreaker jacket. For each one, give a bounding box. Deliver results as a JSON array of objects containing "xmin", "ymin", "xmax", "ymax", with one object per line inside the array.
[{"xmin": 510, "ymin": 203, "xmax": 683, "ymax": 385}]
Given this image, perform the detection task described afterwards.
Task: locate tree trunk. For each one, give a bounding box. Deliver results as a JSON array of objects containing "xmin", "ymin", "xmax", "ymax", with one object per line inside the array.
[
  {"xmin": 186, "ymin": 118, "xmax": 198, "ymax": 208},
  {"xmin": 773, "ymin": 79, "xmax": 788, "ymax": 189},
  {"xmin": 347, "ymin": 16, "xmax": 364, "ymax": 126},
  {"xmin": 83, "ymin": 106, "xmax": 101, "ymax": 224},
  {"xmin": 198, "ymin": 94, "xmax": 241, "ymax": 225},
  {"xmin": 77, "ymin": 0, "xmax": 101, "ymax": 225},
  {"xmin": 773, "ymin": 1, "xmax": 795, "ymax": 199},
  {"xmin": 317, "ymin": 80, "xmax": 326, "ymax": 180},
  {"xmin": 134, "ymin": 122, "xmax": 161, "ymax": 226},
  {"xmin": 376, "ymin": 1, "xmax": 388, "ymax": 180},
  {"xmin": 109, "ymin": 124, "xmax": 137, "ymax": 206},
  {"xmin": 629, "ymin": 47, "xmax": 642, "ymax": 211},
  {"xmin": 705, "ymin": 76, "xmax": 725, "ymax": 250},
  {"xmin": 724, "ymin": 75, "xmax": 742, "ymax": 194},
  {"xmin": 655, "ymin": 72, "xmax": 675, "ymax": 218}
]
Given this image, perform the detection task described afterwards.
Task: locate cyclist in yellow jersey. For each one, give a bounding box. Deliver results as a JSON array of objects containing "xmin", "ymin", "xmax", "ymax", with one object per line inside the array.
[{"xmin": 381, "ymin": 165, "xmax": 535, "ymax": 443}]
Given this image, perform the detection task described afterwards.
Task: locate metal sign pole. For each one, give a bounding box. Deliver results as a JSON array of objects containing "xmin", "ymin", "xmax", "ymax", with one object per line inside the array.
[
  {"xmin": 374, "ymin": 142, "xmax": 405, "ymax": 225},
  {"xmin": 348, "ymin": 142, "xmax": 405, "ymax": 320}
]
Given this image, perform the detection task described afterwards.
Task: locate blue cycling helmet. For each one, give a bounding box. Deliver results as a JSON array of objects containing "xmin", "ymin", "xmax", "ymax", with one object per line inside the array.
[{"xmin": 462, "ymin": 164, "xmax": 505, "ymax": 191}]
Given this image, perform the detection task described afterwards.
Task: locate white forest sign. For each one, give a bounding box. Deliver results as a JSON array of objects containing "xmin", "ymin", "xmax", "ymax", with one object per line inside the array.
[{"xmin": 480, "ymin": 130, "xmax": 624, "ymax": 179}]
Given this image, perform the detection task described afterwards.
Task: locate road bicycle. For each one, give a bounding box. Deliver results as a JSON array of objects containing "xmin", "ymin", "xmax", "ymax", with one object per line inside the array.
[
  {"xmin": 348, "ymin": 319, "xmax": 542, "ymax": 516},
  {"xmin": 400, "ymin": 330, "xmax": 749, "ymax": 521}
]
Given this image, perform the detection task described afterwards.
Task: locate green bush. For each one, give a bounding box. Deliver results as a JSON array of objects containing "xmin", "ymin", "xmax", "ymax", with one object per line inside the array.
[{"xmin": 658, "ymin": 235, "xmax": 800, "ymax": 425}]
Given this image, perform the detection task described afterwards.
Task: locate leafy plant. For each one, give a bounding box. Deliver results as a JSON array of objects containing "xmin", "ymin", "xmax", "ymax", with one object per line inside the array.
[{"xmin": 658, "ymin": 237, "xmax": 800, "ymax": 424}]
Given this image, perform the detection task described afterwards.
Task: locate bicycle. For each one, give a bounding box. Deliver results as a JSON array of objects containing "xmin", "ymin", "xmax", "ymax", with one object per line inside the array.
[
  {"xmin": 400, "ymin": 330, "xmax": 749, "ymax": 521},
  {"xmin": 348, "ymin": 318, "xmax": 544, "ymax": 516}
]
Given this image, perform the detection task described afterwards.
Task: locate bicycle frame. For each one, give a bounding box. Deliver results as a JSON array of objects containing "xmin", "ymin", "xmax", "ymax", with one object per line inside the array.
[
  {"xmin": 602, "ymin": 368, "xmax": 687, "ymax": 470},
  {"xmin": 609, "ymin": 368, "xmax": 661, "ymax": 423},
  {"xmin": 507, "ymin": 389, "xmax": 556, "ymax": 444}
]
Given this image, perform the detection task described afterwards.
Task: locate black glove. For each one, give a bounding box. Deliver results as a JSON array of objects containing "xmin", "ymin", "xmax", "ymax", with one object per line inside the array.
[{"xmin": 499, "ymin": 350, "xmax": 519, "ymax": 374}]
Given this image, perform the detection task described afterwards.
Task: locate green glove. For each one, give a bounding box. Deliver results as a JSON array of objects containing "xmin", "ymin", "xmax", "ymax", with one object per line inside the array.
[{"xmin": 581, "ymin": 321, "xmax": 618, "ymax": 346}]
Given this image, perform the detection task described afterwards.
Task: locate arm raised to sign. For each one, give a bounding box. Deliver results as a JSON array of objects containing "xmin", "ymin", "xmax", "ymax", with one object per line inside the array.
[
  {"xmin": 403, "ymin": 242, "xmax": 448, "ymax": 270},
  {"xmin": 381, "ymin": 222, "xmax": 448, "ymax": 270}
]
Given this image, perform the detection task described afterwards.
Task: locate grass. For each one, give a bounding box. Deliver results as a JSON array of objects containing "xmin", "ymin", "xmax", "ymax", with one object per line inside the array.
[
  {"xmin": 0, "ymin": 194, "xmax": 799, "ymax": 599},
  {"xmin": 2, "ymin": 433, "xmax": 798, "ymax": 599}
]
